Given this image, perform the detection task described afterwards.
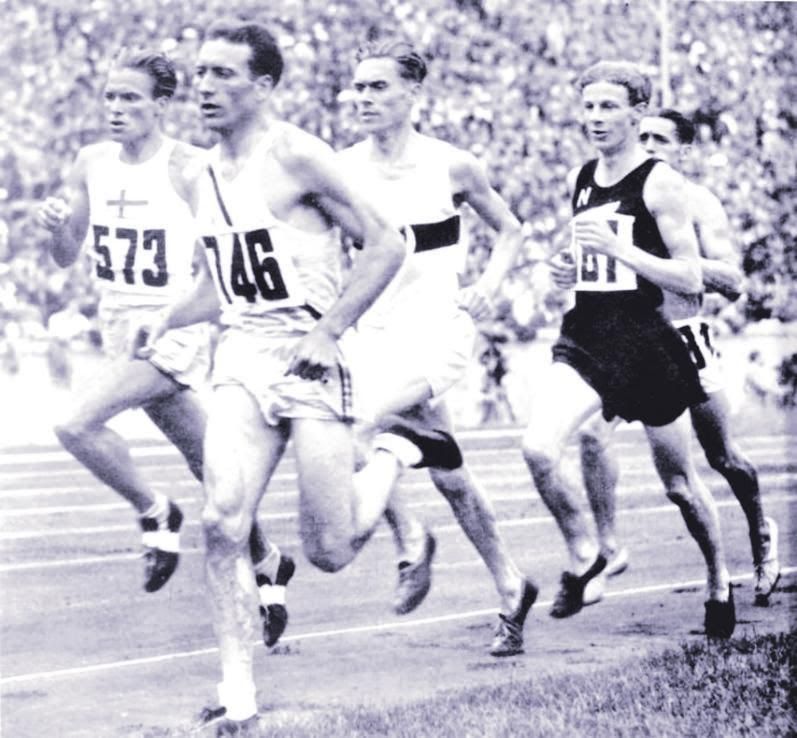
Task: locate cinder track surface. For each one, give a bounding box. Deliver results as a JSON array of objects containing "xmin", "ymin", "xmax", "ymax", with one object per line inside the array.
[{"xmin": 1, "ymin": 426, "xmax": 794, "ymax": 737}]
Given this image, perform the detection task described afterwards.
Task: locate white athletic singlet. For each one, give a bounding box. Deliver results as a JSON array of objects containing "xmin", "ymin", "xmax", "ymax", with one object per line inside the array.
[
  {"xmin": 195, "ymin": 126, "xmax": 341, "ymax": 334},
  {"xmin": 339, "ymin": 134, "xmax": 468, "ymax": 328},
  {"xmin": 84, "ymin": 138, "xmax": 197, "ymax": 308}
]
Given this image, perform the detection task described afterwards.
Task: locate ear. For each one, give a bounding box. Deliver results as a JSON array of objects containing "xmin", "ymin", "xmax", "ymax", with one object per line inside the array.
[
  {"xmin": 631, "ymin": 101, "xmax": 648, "ymax": 122},
  {"xmin": 255, "ymin": 74, "xmax": 275, "ymax": 95},
  {"xmin": 154, "ymin": 96, "xmax": 169, "ymax": 116}
]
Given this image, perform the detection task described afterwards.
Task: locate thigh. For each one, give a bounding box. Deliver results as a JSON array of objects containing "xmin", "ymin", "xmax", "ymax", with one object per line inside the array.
[
  {"xmin": 523, "ymin": 360, "xmax": 603, "ymax": 455},
  {"xmin": 689, "ymin": 390, "xmax": 734, "ymax": 460},
  {"xmin": 290, "ymin": 418, "xmax": 356, "ymax": 537},
  {"xmin": 203, "ymin": 385, "xmax": 288, "ymax": 527},
  {"xmin": 145, "ymin": 388, "xmax": 208, "ymax": 470},
  {"xmin": 644, "ymin": 411, "xmax": 694, "ymax": 483},
  {"xmin": 579, "ymin": 411, "xmax": 623, "ymax": 446},
  {"xmin": 65, "ymin": 357, "xmax": 183, "ymax": 427}
]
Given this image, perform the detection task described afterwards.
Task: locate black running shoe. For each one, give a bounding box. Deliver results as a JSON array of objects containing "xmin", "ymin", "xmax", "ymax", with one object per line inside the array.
[
  {"xmin": 192, "ymin": 706, "xmax": 259, "ymax": 736},
  {"xmin": 490, "ymin": 578, "xmax": 539, "ymax": 657},
  {"xmin": 140, "ymin": 501, "xmax": 183, "ymax": 593},
  {"xmin": 381, "ymin": 416, "xmax": 463, "ymax": 470},
  {"xmin": 704, "ymin": 585, "xmax": 736, "ymax": 639},
  {"xmin": 257, "ymin": 554, "xmax": 296, "ymax": 648},
  {"xmin": 549, "ymin": 554, "xmax": 608, "ymax": 619},
  {"xmin": 393, "ymin": 531, "xmax": 437, "ymax": 615}
]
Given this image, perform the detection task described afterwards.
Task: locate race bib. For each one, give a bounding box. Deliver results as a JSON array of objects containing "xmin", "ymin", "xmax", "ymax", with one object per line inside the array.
[
  {"xmin": 90, "ymin": 224, "xmax": 169, "ymax": 288},
  {"xmin": 571, "ymin": 214, "xmax": 638, "ymax": 292},
  {"xmin": 203, "ymin": 227, "xmax": 306, "ymax": 310}
]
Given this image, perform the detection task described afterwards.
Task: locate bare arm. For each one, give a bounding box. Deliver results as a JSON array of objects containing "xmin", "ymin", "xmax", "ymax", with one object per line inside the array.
[
  {"xmin": 279, "ymin": 134, "xmax": 405, "ymax": 379},
  {"xmin": 36, "ymin": 149, "xmax": 91, "ymax": 267},
  {"xmin": 131, "ymin": 241, "xmax": 220, "ymax": 358},
  {"xmin": 450, "ymin": 151, "xmax": 523, "ymax": 304},
  {"xmin": 291, "ymin": 139, "xmax": 405, "ymax": 338},
  {"xmin": 691, "ymin": 184, "xmax": 743, "ymax": 301},
  {"xmin": 574, "ymin": 163, "xmax": 702, "ymax": 294}
]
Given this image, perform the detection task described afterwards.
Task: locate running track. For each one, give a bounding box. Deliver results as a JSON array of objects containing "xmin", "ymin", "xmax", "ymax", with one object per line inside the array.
[{"xmin": 1, "ymin": 426, "xmax": 794, "ymax": 737}]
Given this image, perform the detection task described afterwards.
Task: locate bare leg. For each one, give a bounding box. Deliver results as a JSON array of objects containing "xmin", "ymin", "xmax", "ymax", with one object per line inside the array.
[
  {"xmin": 55, "ymin": 357, "xmax": 184, "ymax": 513},
  {"xmin": 645, "ymin": 414, "xmax": 730, "ymax": 600},
  {"xmin": 579, "ymin": 413, "xmax": 623, "ymax": 557},
  {"xmin": 202, "ymin": 385, "xmax": 287, "ymax": 721},
  {"xmin": 522, "ymin": 362, "xmax": 604, "ymax": 574},
  {"xmin": 690, "ymin": 391, "xmax": 769, "ymax": 564},
  {"xmin": 291, "ymin": 418, "xmax": 403, "ymax": 571}
]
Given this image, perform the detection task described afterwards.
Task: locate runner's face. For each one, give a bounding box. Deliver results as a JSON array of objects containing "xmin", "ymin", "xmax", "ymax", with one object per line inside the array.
[
  {"xmin": 639, "ymin": 116, "xmax": 681, "ymax": 164},
  {"xmin": 581, "ymin": 82, "xmax": 638, "ymax": 153},
  {"xmin": 102, "ymin": 68, "xmax": 162, "ymax": 143},
  {"xmin": 194, "ymin": 39, "xmax": 264, "ymax": 134},
  {"xmin": 352, "ymin": 58, "xmax": 416, "ymax": 134}
]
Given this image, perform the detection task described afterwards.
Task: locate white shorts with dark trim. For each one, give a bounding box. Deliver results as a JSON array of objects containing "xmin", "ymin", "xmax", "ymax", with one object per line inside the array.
[
  {"xmin": 344, "ymin": 307, "xmax": 476, "ymax": 422},
  {"xmin": 671, "ymin": 316, "xmax": 725, "ymax": 395},
  {"xmin": 212, "ymin": 327, "xmax": 353, "ymax": 426},
  {"xmin": 99, "ymin": 301, "xmax": 211, "ymax": 390}
]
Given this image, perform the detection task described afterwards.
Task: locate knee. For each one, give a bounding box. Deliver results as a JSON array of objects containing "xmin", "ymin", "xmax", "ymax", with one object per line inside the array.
[
  {"xmin": 201, "ymin": 496, "xmax": 251, "ymax": 554},
  {"xmin": 578, "ymin": 429, "xmax": 605, "ymax": 464},
  {"xmin": 53, "ymin": 417, "xmax": 92, "ymax": 451},
  {"xmin": 302, "ymin": 531, "xmax": 352, "ymax": 573},
  {"xmin": 704, "ymin": 448, "xmax": 733, "ymax": 476},
  {"xmin": 429, "ymin": 466, "xmax": 469, "ymax": 503},
  {"xmin": 663, "ymin": 476, "xmax": 692, "ymax": 508},
  {"xmin": 521, "ymin": 433, "xmax": 558, "ymax": 478}
]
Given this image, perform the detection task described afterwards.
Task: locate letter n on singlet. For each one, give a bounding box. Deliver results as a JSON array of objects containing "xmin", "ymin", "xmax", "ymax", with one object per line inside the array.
[{"xmin": 576, "ymin": 187, "xmax": 592, "ymax": 208}]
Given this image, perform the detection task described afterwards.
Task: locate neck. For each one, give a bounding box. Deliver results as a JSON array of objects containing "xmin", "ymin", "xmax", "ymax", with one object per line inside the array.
[
  {"xmin": 120, "ymin": 129, "xmax": 163, "ymax": 163},
  {"xmin": 596, "ymin": 141, "xmax": 648, "ymax": 184},
  {"xmin": 368, "ymin": 119, "xmax": 416, "ymax": 162},
  {"xmin": 219, "ymin": 111, "xmax": 271, "ymax": 160}
]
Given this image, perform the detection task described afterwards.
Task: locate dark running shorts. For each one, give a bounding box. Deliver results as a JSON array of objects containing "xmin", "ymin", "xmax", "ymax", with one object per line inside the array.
[{"xmin": 552, "ymin": 304, "xmax": 707, "ymax": 427}]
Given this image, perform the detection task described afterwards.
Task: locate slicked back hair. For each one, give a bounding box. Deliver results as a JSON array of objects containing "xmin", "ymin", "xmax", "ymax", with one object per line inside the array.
[
  {"xmin": 355, "ymin": 35, "xmax": 428, "ymax": 84},
  {"xmin": 577, "ymin": 60, "xmax": 652, "ymax": 107},
  {"xmin": 113, "ymin": 48, "xmax": 178, "ymax": 99},
  {"xmin": 205, "ymin": 18, "xmax": 284, "ymax": 85},
  {"xmin": 653, "ymin": 108, "xmax": 696, "ymax": 144}
]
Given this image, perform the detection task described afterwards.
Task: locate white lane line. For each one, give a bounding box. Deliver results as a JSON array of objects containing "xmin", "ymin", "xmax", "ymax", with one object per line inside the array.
[
  {"xmin": 1, "ymin": 493, "xmax": 794, "ymax": 572},
  {"xmin": 1, "ymin": 429, "xmax": 790, "ymax": 468},
  {"xmin": 1, "ymin": 473, "xmax": 795, "ymax": 539},
  {"xmin": 1, "ymin": 565, "xmax": 793, "ymax": 688}
]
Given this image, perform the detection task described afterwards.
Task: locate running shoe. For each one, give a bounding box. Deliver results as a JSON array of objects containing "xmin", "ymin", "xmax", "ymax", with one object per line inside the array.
[
  {"xmin": 257, "ymin": 553, "xmax": 296, "ymax": 647},
  {"xmin": 140, "ymin": 500, "xmax": 183, "ymax": 593},
  {"xmin": 753, "ymin": 517, "xmax": 780, "ymax": 606},
  {"xmin": 704, "ymin": 584, "xmax": 735, "ymax": 639},
  {"xmin": 604, "ymin": 546, "xmax": 629, "ymax": 577},
  {"xmin": 489, "ymin": 578, "xmax": 539, "ymax": 657},
  {"xmin": 192, "ymin": 706, "xmax": 260, "ymax": 736},
  {"xmin": 393, "ymin": 531, "xmax": 437, "ymax": 615},
  {"xmin": 549, "ymin": 554, "xmax": 608, "ymax": 618}
]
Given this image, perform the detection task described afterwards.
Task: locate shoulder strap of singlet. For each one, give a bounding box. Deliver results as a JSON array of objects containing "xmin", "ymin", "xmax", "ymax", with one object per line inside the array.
[{"xmin": 572, "ymin": 159, "xmax": 598, "ymax": 210}]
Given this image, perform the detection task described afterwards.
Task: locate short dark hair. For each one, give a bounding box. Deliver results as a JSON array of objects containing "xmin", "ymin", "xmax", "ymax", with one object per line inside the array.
[
  {"xmin": 205, "ymin": 18, "xmax": 284, "ymax": 85},
  {"xmin": 355, "ymin": 31, "xmax": 428, "ymax": 84},
  {"xmin": 577, "ymin": 60, "xmax": 651, "ymax": 107},
  {"xmin": 113, "ymin": 48, "xmax": 178, "ymax": 99},
  {"xmin": 653, "ymin": 108, "xmax": 696, "ymax": 144}
]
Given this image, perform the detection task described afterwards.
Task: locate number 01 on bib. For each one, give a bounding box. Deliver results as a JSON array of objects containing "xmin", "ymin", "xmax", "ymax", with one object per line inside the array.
[{"xmin": 571, "ymin": 214, "xmax": 638, "ymax": 292}]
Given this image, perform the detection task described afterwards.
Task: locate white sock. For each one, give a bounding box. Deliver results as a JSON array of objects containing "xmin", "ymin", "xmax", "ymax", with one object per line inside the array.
[
  {"xmin": 217, "ymin": 679, "xmax": 257, "ymax": 721},
  {"xmin": 373, "ymin": 433, "xmax": 422, "ymax": 467}
]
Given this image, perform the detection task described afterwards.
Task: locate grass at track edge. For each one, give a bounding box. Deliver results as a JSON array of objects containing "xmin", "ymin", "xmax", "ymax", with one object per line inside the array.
[{"xmin": 148, "ymin": 630, "xmax": 794, "ymax": 737}]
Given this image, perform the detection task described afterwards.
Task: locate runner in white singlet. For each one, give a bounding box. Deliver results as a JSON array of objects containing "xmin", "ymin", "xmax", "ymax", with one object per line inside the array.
[
  {"xmin": 338, "ymin": 35, "xmax": 537, "ymax": 658},
  {"xmin": 133, "ymin": 21, "xmax": 459, "ymax": 731}
]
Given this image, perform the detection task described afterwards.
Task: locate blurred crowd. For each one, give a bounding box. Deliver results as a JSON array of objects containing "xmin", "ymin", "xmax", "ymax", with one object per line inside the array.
[{"xmin": 1, "ymin": 0, "xmax": 795, "ymax": 382}]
